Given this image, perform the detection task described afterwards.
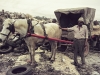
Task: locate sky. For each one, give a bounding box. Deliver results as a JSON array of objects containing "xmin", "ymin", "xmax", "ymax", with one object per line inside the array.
[{"xmin": 0, "ymin": 0, "xmax": 100, "ymax": 20}]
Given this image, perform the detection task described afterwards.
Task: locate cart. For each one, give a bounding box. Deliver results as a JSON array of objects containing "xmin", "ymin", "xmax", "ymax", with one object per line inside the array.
[{"xmin": 54, "ymin": 7, "xmax": 96, "ymax": 56}]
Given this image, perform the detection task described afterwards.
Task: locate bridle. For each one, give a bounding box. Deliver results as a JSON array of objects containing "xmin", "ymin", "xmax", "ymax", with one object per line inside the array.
[
  {"xmin": 0, "ymin": 30, "xmax": 11, "ymax": 43},
  {"xmin": 0, "ymin": 19, "xmax": 39, "ymax": 42},
  {"xmin": 0, "ymin": 32, "xmax": 9, "ymax": 36}
]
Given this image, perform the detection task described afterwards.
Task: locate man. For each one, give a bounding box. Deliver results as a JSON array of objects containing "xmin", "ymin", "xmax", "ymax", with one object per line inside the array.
[{"xmin": 61, "ymin": 17, "xmax": 88, "ymax": 68}]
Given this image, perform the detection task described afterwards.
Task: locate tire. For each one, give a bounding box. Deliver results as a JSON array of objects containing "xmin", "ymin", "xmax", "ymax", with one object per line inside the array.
[
  {"xmin": 6, "ymin": 65, "xmax": 33, "ymax": 75},
  {"xmin": 13, "ymin": 44, "xmax": 29, "ymax": 53},
  {"xmin": 0, "ymin": 44, "xmax": 13, "ymax": 54},
  {"xmin": 84, "ymin": 42, "xmax": 89, "ymax": 56},
  {"xmin": 14, "ymin": 47, "xmax": 25, "ymax": 53},
  {"xmin": 58, "ymin": 45, "xmax": 67, "ymax": 52}
]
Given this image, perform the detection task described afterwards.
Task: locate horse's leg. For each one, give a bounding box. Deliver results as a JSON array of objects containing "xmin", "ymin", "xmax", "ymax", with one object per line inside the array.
[
  {"xmin": 27, "ymin": 43, "xmax": 36, "ymax": 66},
  {"xmin": 30, "ymin": 44, "xmax": 36, "ymax": 66},
  {"xmin": 50, "ymin": 41, "xmax": 57, "ymax": 61},
  {"xmin": 25, "ymin": 37, "xmax": 36, "ymax": 66},
  {"xmin": 27, "ymin": 45, "xmax": 32, "ymax": 64}
]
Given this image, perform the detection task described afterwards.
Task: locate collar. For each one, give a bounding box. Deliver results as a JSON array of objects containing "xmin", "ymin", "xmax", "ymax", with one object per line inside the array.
[{"xmin": 77, "ymin": 25, "xmax": 83, "ymax": 28}]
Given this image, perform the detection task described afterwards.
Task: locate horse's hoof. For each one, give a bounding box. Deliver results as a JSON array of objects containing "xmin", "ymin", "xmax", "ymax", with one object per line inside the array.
[
  {"xmin": 27, "ymin": 63, "xmax": 31, "ymax": 66},
  {"xmin": 27, "ymin": 60, "xmax": 32, "ymax": 65},
  {"xmin": 50, "ymin": 60, "xmax": 54, "ymax": 63},
  {"xmin": 50, "ymin": 58, "xmax": 55, "ymax": 63},
  {"xmin": 27, "ymin": 62, "xmax": 32, "ymax": 66},
  {"xmin": 31, "ymin": 63, "xmax": 38, "ymax": 68},
  {"xmin": 27, "ymin": 60, "xmax": 31, "ymax": 63},
  {"xmin": 48, "ymin": 57, "xmax": 51, "ymax": 60}
]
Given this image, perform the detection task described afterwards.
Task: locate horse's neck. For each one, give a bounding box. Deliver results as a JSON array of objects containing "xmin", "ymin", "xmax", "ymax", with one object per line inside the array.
[
  {"xmin": 14, "ymin": 19, "xmax": 28, "ymax": 37},
  {"xmin": 15, "ymin": 28, "xmax": 27, "ymax": 37}
]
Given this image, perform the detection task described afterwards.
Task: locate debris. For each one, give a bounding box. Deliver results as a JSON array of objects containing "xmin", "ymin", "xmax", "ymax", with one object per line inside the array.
[{"xmin": 0, "ymin": 48, "xmax": 100, "ymax": 75}]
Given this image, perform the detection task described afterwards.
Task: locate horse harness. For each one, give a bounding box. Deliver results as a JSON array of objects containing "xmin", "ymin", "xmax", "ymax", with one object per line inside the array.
[
  {"xmin": 0, "ymin": 19, "xmax": 33, "ymax": 40},
  {"xmin": 27, "ymin": 20, "xmax": 48, "ymax": 46},
  {"xmin": 27, "ymin": 19, "xmax": 34, "ymax": 34},
  {"xmin": 0, "ymin": 19, "xmax": 48, "ymax": 43},
  {"xmin": 27, "ymin": 19, "xmax": 48, "ymax": 38}
]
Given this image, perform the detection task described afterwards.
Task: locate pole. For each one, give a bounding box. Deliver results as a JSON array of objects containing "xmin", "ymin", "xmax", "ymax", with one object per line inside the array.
[{"xmin": 29, "ymin": 34, "xmax": 73, "ymax": 44}]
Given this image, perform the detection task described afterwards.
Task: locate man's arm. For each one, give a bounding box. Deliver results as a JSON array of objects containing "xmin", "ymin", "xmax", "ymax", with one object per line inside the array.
[
  {"xmin": 61, "ymin": 26, "xmax": 75, "ymax": 31},
  {"xmin": 61, "ymin": 28, "xmax": 68, "ymax": 30}
]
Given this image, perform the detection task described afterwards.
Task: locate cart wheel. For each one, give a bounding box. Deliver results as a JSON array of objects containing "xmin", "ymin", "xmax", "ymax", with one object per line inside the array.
[
  {"xmin": 0, "ymin": 44, "xmax": 13, "ymax": 54},
  {"xmin": 6, "ymin": 65, "xmax": 33, "ymax": 75},
  {"xmin": 84, "ymin": 42, "xmax": 89, "ymax": 56}
]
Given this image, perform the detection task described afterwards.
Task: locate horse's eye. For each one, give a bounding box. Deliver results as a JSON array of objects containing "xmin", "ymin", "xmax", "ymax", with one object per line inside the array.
[{"xmin": 7, "ymin": 27, "xmax": 10, "ymax": 29}]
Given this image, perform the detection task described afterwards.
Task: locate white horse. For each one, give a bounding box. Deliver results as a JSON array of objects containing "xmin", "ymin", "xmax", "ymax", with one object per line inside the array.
[{"xmin": 0, "ymin": 18, "xmax": 62, "ymax": 65}]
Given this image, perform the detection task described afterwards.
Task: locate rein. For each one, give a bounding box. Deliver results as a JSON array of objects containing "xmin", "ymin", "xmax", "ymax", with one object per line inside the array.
[
  {"xmin": 0, "ymin": 31, "xmax": 11, "ymax": 42},
  {"xmin": 0, "ymin": 33, "xmax": 8, "ymax": 36}
]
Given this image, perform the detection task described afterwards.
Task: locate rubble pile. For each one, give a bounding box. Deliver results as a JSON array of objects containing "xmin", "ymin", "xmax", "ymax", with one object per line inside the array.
[{"xmin": 0, "ymin": 48, "xmax": 100, "ymax": 75}]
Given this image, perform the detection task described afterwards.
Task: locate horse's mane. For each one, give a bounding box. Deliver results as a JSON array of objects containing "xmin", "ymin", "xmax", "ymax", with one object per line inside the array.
[{"xmin": 3, "ymin": 18, "xmax": 14, "ymax": 26}]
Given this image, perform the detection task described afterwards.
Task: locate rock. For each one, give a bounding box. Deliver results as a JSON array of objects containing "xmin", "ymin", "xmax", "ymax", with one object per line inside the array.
[
  {"xmin": 91, "ymin": 71, "xmax": 100, "ymax": 75},
  {"xmin": 14, "ymin": 61, "xmax": 27, "ymax": 66},
  {"xmin": 16, "ymin": 55, "xmax": 30, "ymax": 61}
]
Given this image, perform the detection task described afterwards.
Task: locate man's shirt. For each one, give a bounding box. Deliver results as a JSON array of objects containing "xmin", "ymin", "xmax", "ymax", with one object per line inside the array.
[{"xmin": 67, "ymin": 25, "xmax": 88, "ymax": 39}]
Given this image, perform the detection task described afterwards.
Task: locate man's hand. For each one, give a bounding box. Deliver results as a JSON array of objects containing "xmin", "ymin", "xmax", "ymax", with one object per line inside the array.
[{"xmin": 85, "ymin": 38, "xmax": 88, "ymax": 47}]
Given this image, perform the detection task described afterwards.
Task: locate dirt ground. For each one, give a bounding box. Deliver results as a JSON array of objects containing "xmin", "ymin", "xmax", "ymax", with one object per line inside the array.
[
  {"xmin": 66, "ymin": 48, "xmax": 100, "ymax": 75},
  {"xmin": 0, "ymin": 47, "xmax": 100, "ymax": 75}
]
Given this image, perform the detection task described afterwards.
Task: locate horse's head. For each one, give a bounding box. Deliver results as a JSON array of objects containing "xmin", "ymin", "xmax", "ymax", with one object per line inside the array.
[{"xmin": 0, "ymin": 19, "xmax": 15, "ymax": 42}]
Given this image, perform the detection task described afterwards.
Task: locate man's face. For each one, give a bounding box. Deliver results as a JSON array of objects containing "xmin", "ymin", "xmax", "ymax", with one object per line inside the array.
[{"xmin": 78, "ymin": 21, "xmax": 83, "ymax": 26}]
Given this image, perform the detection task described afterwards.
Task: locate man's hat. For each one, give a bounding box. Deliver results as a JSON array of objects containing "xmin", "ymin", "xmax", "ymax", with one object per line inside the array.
[{"xmin": 78, "ymin": 17, "xmax": 84, "ymax": 22}]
